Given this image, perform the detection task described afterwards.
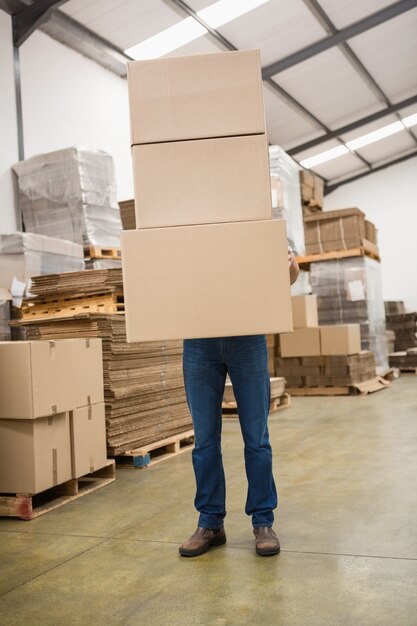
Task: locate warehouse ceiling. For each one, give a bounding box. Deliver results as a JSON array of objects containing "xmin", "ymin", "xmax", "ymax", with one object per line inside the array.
[{"xmin": 2, "ymin": 0, "xmax": 417, "ymax": 191}]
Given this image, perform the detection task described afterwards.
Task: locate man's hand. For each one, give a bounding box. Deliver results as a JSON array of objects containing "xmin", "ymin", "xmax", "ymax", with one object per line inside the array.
[{"xmin": 288, "ymin": 245, "xmax": 300, "ymax": 285}]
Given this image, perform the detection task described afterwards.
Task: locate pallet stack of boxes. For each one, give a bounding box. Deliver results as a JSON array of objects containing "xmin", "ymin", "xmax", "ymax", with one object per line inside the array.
[
  {"xmin": 276, "ymin": 295, "xmax": 381, "ymax": 390},
  {"xmin": 0, "ymin": 338, "xmax": 109, "ymax": 495},
  {"xmin": 122, "ymin": 50, "xmax": 292, "ymax": 343},
  {"xmin": 299, "ymin": 170, "xmax": 324, "ymax": 217}
]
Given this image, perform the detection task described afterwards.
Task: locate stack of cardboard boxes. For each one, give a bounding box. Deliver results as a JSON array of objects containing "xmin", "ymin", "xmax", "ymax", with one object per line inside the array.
[
  {"xmin": 304, "ymin": 208, "xmax": 378, "ymax": 256},
  {"xmin": 276, "ymin": 295, "xmax": 379, "ymax": 389},
  {"xmin": 299, "ymin": 170, "xmax": 324, "ymax": 216},
  {"xmin": 0, "ymin": 339, "xmax": 108, "ymax": 494},
  {"xmin": 122, "ymin": 50, "xmax": 292, "ymax": 342}
]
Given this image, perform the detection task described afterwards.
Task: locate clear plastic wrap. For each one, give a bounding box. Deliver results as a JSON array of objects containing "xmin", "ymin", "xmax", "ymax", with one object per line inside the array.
[
  {"xmin": 310, "ymin": 256, "xmax": 388, "ymax": 373},
  {"xmin": 269, "ymin": 145, "xmax": 305, "ymax": 256},
  {"xmin": 13, "ymin": 147, "xmax": 122, "ymax": 248},
  {"xmin": 0, "ymin": 232, "xmax": 84, "ymax": 290},
  {"xmin": 84, "ymin": 258, "xmax": 122, "ymax": 270}
]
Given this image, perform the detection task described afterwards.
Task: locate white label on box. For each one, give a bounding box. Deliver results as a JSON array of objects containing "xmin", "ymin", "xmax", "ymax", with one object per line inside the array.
[{"xmin": 348, "ymin": 280, "xmax": 366, "ymax": 301}]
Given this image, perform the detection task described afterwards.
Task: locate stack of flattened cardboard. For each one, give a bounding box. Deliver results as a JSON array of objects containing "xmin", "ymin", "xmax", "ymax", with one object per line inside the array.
[
  {"xmin": 0, "ymin": 292, "xmax": 11, "ymax": 340},
  {"xmin": 12, "ymin": 147, "xmax": 122, "ymax": 248},
  {"xmin": 389, "ymin": 347, "xmax": 417, "ymax": 370},
  {"xmin": 266, "ymin": 334, "xmax": 279, "ymax": 376},
  {"xmin": 123, "ymin": 49, "xmax": 293, "ymax": 342},
  {"xmin": 119, "ymin": 199, "xmax": 136, "ymax": 230},
  {"xmin": 276, "ymin": 295, "xmax": 385, "ymax": 391},
  {"xmin": 223, "ymin": 376, "xmax": 286, "ymax": 406},
  {"xmin": 0, "ymin": 339, "xmax": 107, "ymax": 494},
  {"xmin": 304, "ymin": 208, "xmax": 378, "ymax": 256},
  {"xmin": 385, "ymin": 301, "xmax": 405, "ymax": 316},
  {"xmin": 386, "ymin": 312, "xmax": 417, "ymax": 351},
  {"xmin": 16, "ymin": 269, "xmax": 191, "ymax": 455},
  {"xmin": 299, "ymin": 170, "xmax": 324, "ymax": 216}
]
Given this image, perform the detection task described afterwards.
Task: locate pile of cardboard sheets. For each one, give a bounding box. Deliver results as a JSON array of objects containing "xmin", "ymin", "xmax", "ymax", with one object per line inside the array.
[
  {"xmin": 12, "ymin": 147, "xmax": 122, "ymax": 248},
  {"xmin": 299, "ymin": 170, "xmax": 324, "ymax": 216},
  {"xmin": 304, "ymin": 208, "xmax": 378, "ymax": 255},
  {"xmin": 386, "ymin": 312, "xmax": 417, "ymax": 351}
]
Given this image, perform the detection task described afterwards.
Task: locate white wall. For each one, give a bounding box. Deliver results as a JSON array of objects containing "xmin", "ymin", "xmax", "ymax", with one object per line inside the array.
[
  {"xmin": 324, "ymin": 157, "xmax": 417, "ymax": 311},
  {"xmin": 0, "ymin": 11, "xmax": 19, "ymax": 232},
  {"xmin": 19, "ymin": 30, "xmax": 133, "ymax": 200}
]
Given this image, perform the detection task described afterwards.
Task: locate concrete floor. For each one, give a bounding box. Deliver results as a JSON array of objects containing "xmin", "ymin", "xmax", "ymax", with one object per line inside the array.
[{"xmin": 0, "ymin": 377, "xmax": 416, "ymax": 626}]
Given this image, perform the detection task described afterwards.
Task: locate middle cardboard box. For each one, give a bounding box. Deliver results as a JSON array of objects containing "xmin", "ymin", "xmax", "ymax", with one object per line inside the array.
[{"xmin": 132, "ymin": 134, "xmax": 272, "ymax": 229}]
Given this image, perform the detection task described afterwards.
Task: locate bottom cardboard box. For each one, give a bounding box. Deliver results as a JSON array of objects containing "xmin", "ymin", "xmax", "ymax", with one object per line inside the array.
[
  {"xmin": 0, "ymin": 413, "xmax": 72, "ymax": 494},
  {"xmin": 70, "ymin": 403, "xmax": 107, "ymax": 479},
  {"xmin": 122, "ymin": 219, "xmax": 293, "ymax": 341}
]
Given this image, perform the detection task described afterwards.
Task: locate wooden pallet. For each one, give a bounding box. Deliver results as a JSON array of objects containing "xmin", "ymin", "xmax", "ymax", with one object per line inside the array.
[
  {"xmin": 287, "ymin": 377, "xmax": 389, "ymax": 396},
  {"xmin": 398, "ymin": 367, "xmax": 417, "ymax": 375},
  {"xmin": 84, "ymin": 246, "xmax": 121, "ymax": 260},
  {"xmin": 296, "ymin": 238, "xmax": 380, "ymax": 267},
  {"xmin": 222, "ymin": 393, "xmax": 291, "ymax": 417},
  {"xmin": 20, "ymin": 292, "xmax": 124, "ymax": 320},
  {"xmin": 114, "ymin": 429, "xmax": 195, "ymax": 468},
  {"xmin": 0, "ymin": 460, "xmax": 115, "ymax": 521}
]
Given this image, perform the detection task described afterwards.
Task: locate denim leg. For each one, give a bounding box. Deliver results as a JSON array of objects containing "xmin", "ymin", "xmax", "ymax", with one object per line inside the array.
[
  {"xmin": 183, "ymin": 339, "xmax": 227, "ymax": 529},
  {"xmin": 226, "ymin": 335, "xmax": 277, "ymax": 528}
]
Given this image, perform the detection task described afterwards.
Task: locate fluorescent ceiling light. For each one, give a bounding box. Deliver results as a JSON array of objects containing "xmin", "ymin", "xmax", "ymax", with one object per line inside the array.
[
  {"xmin": 198, "ymin": 0, "xmax": 271, "ymax": 28},
  {"xmin": 346, "ymin": 121, "xmax": 404, "ymax": 150},
  {"xmin": 402, "ymin": 112, "xmax": 417, "ymax": 128},
  {"xmin": 300, "ymin": 145, "xmax": 349, "ymax": 169},
  {"xmin": 125, "ymin": 0, "xmax": 271, "ymax": 59},
  {"xmin": 301, "ymin": 111, "xmax": 417, "ymax": 170},
  {"xmin": 126, "ymin": 17, "xmax": 207, "ymax": 60}
]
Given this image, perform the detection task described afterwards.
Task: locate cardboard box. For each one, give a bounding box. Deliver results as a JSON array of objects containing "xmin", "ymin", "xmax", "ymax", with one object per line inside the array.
[
  {"xmin": 0, "ymin": 339, "xmax": 104, "ymax": 419},
  {"xmin": 280, "ymin": 328, "xmax": 321, "ymax": 357},
  {"xmin": 70, "ymin": 403, "xmax": 107, "ymax": 479},
  {"xmin": 132, "ymin": 134, "xmax": 272, "ymax": 228},
  {"xmin": 292, "ymin": 295, "xmax": 318, "ymax": 328},
  {"xmin": 127, "ymin": 49, "xmax": 265, "ymax": 144},
  {"xmin": 0, "ymin": 413, "xmax": 72, "ymax": 494},
  {"xmin": 304, "ymin": 208, "xmax": 366, "ymax": 253},
  {"xmin": 299, "ymin": 170, "xmax": 315, "ymax": 188},
  {"xmin": 320, "ymin": 325, "xmax": 361, "ymax": 355},
  {"xmin": 122, "ymin": 220, "xmax": 293, "ymax": 341}
]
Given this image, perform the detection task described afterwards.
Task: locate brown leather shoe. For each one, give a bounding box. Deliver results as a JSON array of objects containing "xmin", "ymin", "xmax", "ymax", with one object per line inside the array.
[
  {"xmin": 179, "ymin": 527, "xmax": 226, "ymax": 557},
  {"xmin": 253, "ymin": 527, "xmax": 280, "ymax": 556}
]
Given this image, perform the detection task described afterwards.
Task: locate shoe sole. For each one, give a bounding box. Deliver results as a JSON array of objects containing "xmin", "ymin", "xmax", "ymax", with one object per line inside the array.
[
  {"xmin": 256, "ymin": 546, "xmax": 281, "ymax": 557},
  {"xmin": 179, "ymin": 533, "xmax": 227, "ymax": 557}
]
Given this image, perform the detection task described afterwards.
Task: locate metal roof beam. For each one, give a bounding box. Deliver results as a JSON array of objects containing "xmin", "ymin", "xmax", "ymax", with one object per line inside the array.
[
  {"xmin": 262, "ymin": 0, "xmax": 417, "ymax": 78},
  {"xmin": 325, "ymin": 150, "xmax": 417, "ymax": 194},
  {"xmin": 288, "ymin": 93, "xmax": 417, "ymax": 155},
  {"xmin": 13, "ymin": 0, "xmax": 69, "ymax": 47}
]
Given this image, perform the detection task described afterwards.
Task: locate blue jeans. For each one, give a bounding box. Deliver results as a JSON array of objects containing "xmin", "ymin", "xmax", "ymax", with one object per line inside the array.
[{"xmin": 183, "ymin": 335, "xmax": 277, "ymax": 529}]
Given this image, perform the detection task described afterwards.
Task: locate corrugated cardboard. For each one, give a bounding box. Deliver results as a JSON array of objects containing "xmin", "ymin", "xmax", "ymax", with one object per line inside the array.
[
  {"xmin": 304, "ymin": 208, "xmax": 366, "ymax": 253},
  {"xmin": 70, "ymin": 403, "xmax": 107, "ymax": 479},
  {"xmin": 292, "ymin": 295, "xmax": 318, "ymax": 328},
  {"xmin": 122, "ymin": 220, "xmax": 293, "ymax": 342},
  {"xmin": 0, "ymin": 412, "xmax": 72, "ymax": 494},
  {"xmin": 320, "ymin": 325, "xmax": 361, "ymax": 355},
  {"xmin": 280, "ymin": 328, "xmax": 321, "ymax": 357},
  {"xmin": 127, "ymin": 49, "xmax": 265, "ymax": 144},
  {"xmin": 0, "ymin": 339, "xmax": 104, "ymax": 419},
  {"xmin": 132, "ymin": 135, "xmax": 272, "ymax": 228}
]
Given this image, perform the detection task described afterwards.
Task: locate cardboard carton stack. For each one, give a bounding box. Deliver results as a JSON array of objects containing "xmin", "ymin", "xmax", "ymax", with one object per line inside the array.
[
  {"xmin": 276, "ymin": 295, "xmax": 381, "ymax": 390},
  {"xmin": 309, "ymin": 256, "xmax": 388, "ymax": 373},
  {"xmin": 123, "ymin": 50, "xmax": 293, "ymax": 342},
  {"xmin": 12, "ymin": 148, "xmax": 122, "ymax": 249},
  {"xmin": 386, "ymin": 312, "xmax": 417, "ymax": 351},
  {"xmin": 0, "ymin": 293, "xmax": 11, "ymax": 340},
  {"xmin": 15, "ymin": 269, "xmax": 191, "ymax": 455},
  {"xmin": 384, "ymin": 301, "xmax": 405, "ymax": 316},
  {"xmin": 299, "ymin": 170, "xmax": 324, "ymax": 216},
  {"xmin": 304, "ymin": 208, "xmax": 378, "ymax": 256},
  {"xmin": 266, "ymin": 334, "xmax": 279, "ymax": 376},
  {"xmin": 0, "ymin": 339, "xmax": 108, "ymax": 494}
]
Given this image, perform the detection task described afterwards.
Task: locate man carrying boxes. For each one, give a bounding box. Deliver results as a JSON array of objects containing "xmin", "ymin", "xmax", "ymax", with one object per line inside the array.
[{"xmin": 123, "ymin": 50, "xmax": 299, "ymax": 557}]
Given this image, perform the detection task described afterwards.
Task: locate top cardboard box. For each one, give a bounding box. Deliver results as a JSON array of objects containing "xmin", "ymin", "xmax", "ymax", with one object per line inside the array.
[
  {"xmin": 127, "ymin": 49, "xmax": 265, "ymax": 144},
  {"xmin": 0, "ymin": 339, "xmax": 104, "ymax": 419}
]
